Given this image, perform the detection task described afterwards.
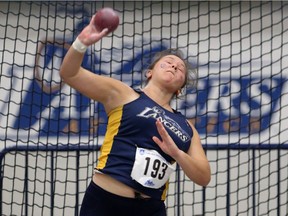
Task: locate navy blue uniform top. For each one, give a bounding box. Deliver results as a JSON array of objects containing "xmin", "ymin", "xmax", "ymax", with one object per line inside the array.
[{"xmin": 96, "ymin": 91, "xmax": 193, "ymax": 200}]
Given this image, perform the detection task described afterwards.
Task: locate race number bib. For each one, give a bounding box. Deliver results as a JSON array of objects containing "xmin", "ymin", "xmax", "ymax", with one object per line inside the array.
[{"xmin": 131, "ymin": 147, "xmax": 176, "ymax": 189}]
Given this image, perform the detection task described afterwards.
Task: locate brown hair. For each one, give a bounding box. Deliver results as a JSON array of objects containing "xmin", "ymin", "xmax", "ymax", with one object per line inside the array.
[{"xmin": 145, "ymin": 49, "xmax": 198, "ymax": 92}]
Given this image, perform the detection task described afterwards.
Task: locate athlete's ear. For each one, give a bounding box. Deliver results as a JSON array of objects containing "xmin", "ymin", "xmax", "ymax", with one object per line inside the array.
[{"xmin": 146, "ymin": 69, "xmax": 152, "ymax": 79}]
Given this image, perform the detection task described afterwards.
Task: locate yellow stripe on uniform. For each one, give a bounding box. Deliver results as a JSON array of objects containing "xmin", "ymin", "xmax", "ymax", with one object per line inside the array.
[
  {"xmin": 96, "ymin": 105, "xmax": 124, "ymax": 169},
  {"xmin": 161, "ymin": 181, "xmax": 170, "ymax": 201}
]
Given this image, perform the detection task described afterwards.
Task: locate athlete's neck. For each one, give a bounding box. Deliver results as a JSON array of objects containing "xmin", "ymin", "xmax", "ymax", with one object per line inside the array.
[{"xmin": 142, "ymin": 87, "xmax": 172, "ymax": 110}]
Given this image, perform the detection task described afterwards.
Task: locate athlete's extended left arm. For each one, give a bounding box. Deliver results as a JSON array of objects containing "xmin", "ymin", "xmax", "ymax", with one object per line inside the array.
[{"xmin": 152, "ymin": 120, "xmax": 211, "ymax": 187}]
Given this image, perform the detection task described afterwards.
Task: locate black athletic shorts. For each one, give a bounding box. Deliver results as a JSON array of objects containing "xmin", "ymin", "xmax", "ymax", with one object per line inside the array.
[{"xmin": 79, "ymin": 180, "xmax": 166, "ymax": 216}]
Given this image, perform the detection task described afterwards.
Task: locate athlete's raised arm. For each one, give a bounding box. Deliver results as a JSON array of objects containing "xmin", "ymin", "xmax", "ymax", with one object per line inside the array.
[{"xmin": 60, "ymin": 15, "xmax": 138, "ymax": 113}]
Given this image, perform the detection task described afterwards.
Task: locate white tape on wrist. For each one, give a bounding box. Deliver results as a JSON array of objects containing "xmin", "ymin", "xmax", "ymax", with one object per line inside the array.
[{"xmin": 72, "ymin": 37, "xmax": 87, "ymax": 53}]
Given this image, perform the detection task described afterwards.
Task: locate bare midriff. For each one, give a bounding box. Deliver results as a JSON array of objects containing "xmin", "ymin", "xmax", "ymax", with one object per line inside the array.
[{"xmin": 93, "ymin": 172, "xmax": 151, "ymax": 199}]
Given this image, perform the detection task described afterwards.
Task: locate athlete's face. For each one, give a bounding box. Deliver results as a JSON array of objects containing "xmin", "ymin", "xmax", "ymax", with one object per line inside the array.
[{"xmin": 149, "ymin": 55, "xmax": 187, "ymax": 91}]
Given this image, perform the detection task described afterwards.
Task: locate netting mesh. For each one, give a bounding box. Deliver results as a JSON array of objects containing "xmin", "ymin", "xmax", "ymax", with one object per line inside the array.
[{"xmin": 0, "ymin": 1, "xmax": 288, "ymax": 216}]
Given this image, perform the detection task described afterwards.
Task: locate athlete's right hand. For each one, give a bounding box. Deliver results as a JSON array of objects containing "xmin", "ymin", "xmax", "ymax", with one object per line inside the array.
[{"xmin": 77, "ymin": 15, "xmax": 109, "ymax": 46}]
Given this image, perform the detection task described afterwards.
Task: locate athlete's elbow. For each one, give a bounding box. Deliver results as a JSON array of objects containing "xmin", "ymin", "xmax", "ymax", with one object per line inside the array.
[
  {"xmin": 203, "ymin": 165, "xmax": 211, "ymax": 186},
  {"xmin": 200, "ymin": 173, "xmax": 211, "ymax": 187},
  {"xmin": 194, "ymin": 167, "xmax": 211, "ymax": 187},
  {"xmin": 194, "ymin": 173, "xmax": 211, "ymax": 187}
]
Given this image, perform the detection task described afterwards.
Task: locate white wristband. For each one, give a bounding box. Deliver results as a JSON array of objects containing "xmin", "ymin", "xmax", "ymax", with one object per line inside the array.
[{"xmin": 72, "ymin": 37, "xmax": 87, "ymax": 53}]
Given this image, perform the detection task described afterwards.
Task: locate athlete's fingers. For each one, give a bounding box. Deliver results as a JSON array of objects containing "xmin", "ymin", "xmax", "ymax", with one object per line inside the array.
[
  {"xmin": 152, "ymin": 120, "xmax": 168, "ymax": 150},
  {"xmin": 155, "ymin": 120, "xmax": 170, "ymax": 141},
  {"xmin": 89, "ymin": 15, "xmax": 96, "ymax": 26},
  {"xmin": 154, "ymin": 120, "xmax": 181, "ymax": 159},
  {"xmin": 89, "ymin": 28, "xmax": 109, "ymax": 42},
  {"xmin": 152, "ymin": 136, "xmax": 162, "ymax": 146}
]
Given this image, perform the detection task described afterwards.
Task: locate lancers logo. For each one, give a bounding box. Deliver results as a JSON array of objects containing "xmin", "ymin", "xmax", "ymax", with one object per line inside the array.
[{"xmin": 137, "ymin": 106, "xmax": 191, "ymax": 142}]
